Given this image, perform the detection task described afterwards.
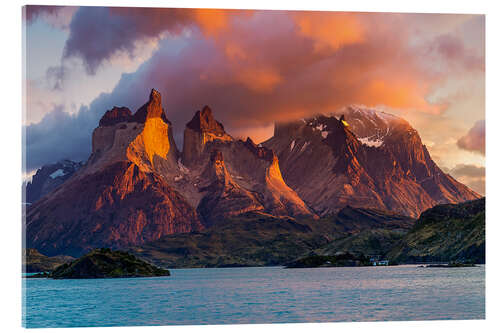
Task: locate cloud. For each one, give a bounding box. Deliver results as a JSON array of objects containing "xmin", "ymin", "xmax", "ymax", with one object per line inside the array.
[
  {"xmin": 447, "ymin": 163, "xmax": 485, "ymax": 195},
  {"xmin": 63, "ymin": 7, "xmax": 243, "ymax": 74},
  {"xmin": 293, "ymin": 12, "xmax": 365, "ymax": 52},
  {"xmin": 45, "ymin": 65, "xmax": 68, "ymax": 90},
  {"xmin": 25, "ymin": 91, "xmax": 132, "ymax": 171},
  {"xmin": 25, "ymin": 9, "xmax": 485, "ymax": 172},
  {"xmin": 457, "ymin": 120, "xmax": 485, "ymax": 155},
  {"xmin": 25, "ymin": 5, "xmax": 77, "ymax": 30},
  {"xmin": 423, "ymin": 33, "xmax": 484, "ymax": 73}
]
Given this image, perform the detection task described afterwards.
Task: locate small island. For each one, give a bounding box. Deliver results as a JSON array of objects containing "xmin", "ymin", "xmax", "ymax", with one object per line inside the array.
[
  {"xmin": 285, "ymin": 253, "xmax": 373, "ymax": 268},
  {"xmin": 28, "ymin": 248, "xmax": 170, "ymax": 279}
]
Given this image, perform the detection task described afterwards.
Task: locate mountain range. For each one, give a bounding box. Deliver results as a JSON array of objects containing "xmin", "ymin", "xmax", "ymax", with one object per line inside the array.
[{"xmin": 24, "ymin": 89, "xmax": 481, "ymax": 257}]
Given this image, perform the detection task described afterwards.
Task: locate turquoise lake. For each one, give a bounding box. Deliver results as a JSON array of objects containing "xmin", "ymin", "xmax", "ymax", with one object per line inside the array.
[{"xmin": 23, "ymin": 265, "xmax": 485, "ymax": 328}]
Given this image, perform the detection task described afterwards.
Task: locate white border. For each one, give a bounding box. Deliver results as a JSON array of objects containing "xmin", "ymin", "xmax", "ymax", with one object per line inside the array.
[{"xmin": 2, "ymin": 1, "xmax": 498, "ymax": 333}]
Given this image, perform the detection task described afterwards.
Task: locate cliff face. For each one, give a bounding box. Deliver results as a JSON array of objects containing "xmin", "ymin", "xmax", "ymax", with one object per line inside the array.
[
  {"xmin": 25, "ymin": 159, "xmax": 83, "ymax": 204},
  {"xmin": 25, "ymin": 90, "xmax": 313, "ymax": 256},
  {"xmin": 263, "ymin": 107, "xmax": 480, "ymax": 217},
  {"xmin": 88, "ymin": 89, "xmax": 178, "ymax": 174},
  {"xmin": 25, "ymin": 92, "xmax": 481, "ymax": 258},
  {"xmin": 26, "ymin": 161, "xmax": 203, "ymax": 256},
  {"xmin": 175, "ymin": 110, "xmax": 314, "ymax": 224},
  {"xmin": 182, "ymin": 106, "xmax": 233, "ymax": 167},
  {"xmin": 25, "ymin": 90, "xmax": 202, "ymax": 257}
]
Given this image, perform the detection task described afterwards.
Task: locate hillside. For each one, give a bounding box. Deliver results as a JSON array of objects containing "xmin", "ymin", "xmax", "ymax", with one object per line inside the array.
[
  {"xmin": 130, "ymin": 208, "xmax": 414, "ymax": 268},
  {"xmin": 23, "ymin": 248, "xmax": 73, "ymax": 273},
  {"xmin": 387, "ymin": 198, "xmax": 485, "ymax": 263}
]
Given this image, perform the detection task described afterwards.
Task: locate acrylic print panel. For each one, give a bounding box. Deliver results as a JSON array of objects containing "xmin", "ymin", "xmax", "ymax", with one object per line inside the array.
[{"xmin": 22, "ymin": 5, "xmax": 485, "ymax": 328}]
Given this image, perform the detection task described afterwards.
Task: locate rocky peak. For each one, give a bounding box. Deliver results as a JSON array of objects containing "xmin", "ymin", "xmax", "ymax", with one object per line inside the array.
[
  {"xmin": 99, "ymin": 107, "xmax": 132, "ymax": 127},
  {"xmin": 263, "ymin": 108, "xmax": 480, "ymax": 218},
  {"xmin": 186, "ymin": 105, "xmax": 226, "ymax": 135},
  {"xmin": 25, "ymin": 159, "xmax": 84, "ymax": 204},
  {"xmin": 243, "ymin": 137, "xmax": 275, "ymax": 162},
  {"xmin": 89, "ymin": 89, "xmax": 178, "ymax": 173},
  {"xmin": 131, "ymin": 88, "xmax": 169, "ymax": 124},
  {"xmin": 182, "ymin": 106, "xmax": 233, "ymax": 166}
]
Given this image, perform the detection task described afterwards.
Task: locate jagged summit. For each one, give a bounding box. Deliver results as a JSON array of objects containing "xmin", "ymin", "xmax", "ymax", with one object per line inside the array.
[
  {"xmin": 87, "ymin": 89, "xmax": 178, "ymax": 174},
  {"xmin": 131, "ymin": 88, "xmax": 169, "ymax": 124},
  {"xmin": 26, "ymin": 93, "xmax": 315, "ymax": 257},
  {"xmin": 243, "ymin": 137, "xmax": 275, "ymax": 162},
  {"xmin": 25, "ymin": 159, "xmax": 83, "ymax": 204},
  {"xmin": 97, "ymin": 89, "xmax": 169, "ymax": 127},
  {"xmin": 182, "ymin": 106, "xmax": 233, "ymax": 166},
  {"xmin": 186, "ymin": 105, "xmax": 226, "ymax": 135},
  {"xmin": 263, "ymin": 108, "xmax": 480, "ymax": 217},
  {"xmin": 99, "ymin": 107, "xmax": 132, "ymax": 127}
]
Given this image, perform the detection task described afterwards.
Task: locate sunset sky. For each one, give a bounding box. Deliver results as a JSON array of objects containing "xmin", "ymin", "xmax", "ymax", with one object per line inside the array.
[{"xmin": 23, "ymin": 6, "xmax": 485, "ymax": 194}]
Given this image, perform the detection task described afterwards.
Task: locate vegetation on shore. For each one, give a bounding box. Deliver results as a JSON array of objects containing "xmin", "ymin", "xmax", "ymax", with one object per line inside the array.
[
  {"xmin": 23, "ymin": 248, "xmax": 73, "ymax": 273},
  {"xmin": 129, "ymin": 208, "xmax": 413, "ymax": 268},
  {"xmin": 388, "ymin": 198, "xmax": 485, "ymax": 264},
  {"xmin": 28, "ymin": 248, "xmax": 170, "ymax": 279},
  {"xmin": 26, "ymin": 199, "xmax": 485, "ymax": 270}
]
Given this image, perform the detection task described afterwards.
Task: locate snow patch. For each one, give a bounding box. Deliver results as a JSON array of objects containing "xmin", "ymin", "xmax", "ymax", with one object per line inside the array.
[
  {"xmin": 321, "ymin": 131, "xmax": 329, "ymax": 139},
  {"xmin": 359, "ymin": 137, "xmax": 384, "ymax": 148},
  {"xmin": 300, "ymin": 141, "xmax": 310, "ymax": 152},
  {"xmin": 49, "ymin": 169, "xmax": 65, "ymax": 179},
  {"xmin": 174, "ymin": 175, "xmax": 183, "ymax": 181},
  {"xmin": 315, "ymin": 124, "xmax": 326, "ymax": 131}
]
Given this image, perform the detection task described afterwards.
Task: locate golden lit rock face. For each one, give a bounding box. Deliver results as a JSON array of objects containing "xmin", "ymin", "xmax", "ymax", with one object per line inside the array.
[
  {"xmin": 25, "ymin": 90, "xmax": 317, "ymax": 256},
  {"xmin": 127, "ymin": 118, "xmax": 172, "ymax": 171},
  {"xmin": 88, "ymin": 89, "xmax": 177, "ymax": 174},
  {"xmin": 264, "ymin": 155, "xmax": 312, "ymax": 216}
]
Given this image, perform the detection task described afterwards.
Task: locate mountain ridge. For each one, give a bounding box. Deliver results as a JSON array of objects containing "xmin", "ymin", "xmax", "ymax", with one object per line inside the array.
[
  {"xmin": 25, "ymin": 89, "xmax": 313, "ymax": 256},
  {"xmin": 25, "ymin": 91, "xmax": 481, "ymax": 257},
  {"xmin": 263, "ymin": 107, "xmax": 480, "ymax": 217}
]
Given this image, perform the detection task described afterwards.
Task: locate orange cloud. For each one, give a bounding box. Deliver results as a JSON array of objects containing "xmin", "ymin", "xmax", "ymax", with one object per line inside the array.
[
  {"xmin": 224, "ymin": 42, "xmax": 247, "ymax": 61},
  {"xmin": 193, "ymin": 9, "xmax": 231, "ymax": 36},
  {"xmin": 234, "ymin": 67, "xmax": 282, "ymax": 93},
  {"xmin": 360, "ymin": 79, "xmax": 445, "ymax": 114},
  {"xmin": 34, "ymin": 8, "xmax": 483, "ymax": 172},
  {"xmin": 293, "ymin": 12, "xmax": 365, "ymax": 52}
]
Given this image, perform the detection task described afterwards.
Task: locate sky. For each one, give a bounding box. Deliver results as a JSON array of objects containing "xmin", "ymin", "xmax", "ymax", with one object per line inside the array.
[{"xmin": 23, "ymin": 6, "xmax": 485, "ymax": 194}]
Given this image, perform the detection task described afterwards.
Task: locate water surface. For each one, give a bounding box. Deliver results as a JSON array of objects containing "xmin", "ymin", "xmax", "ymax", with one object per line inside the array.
[{"xmin": 23, "ymin": 265, "xmax": 485, "ymax": 327}]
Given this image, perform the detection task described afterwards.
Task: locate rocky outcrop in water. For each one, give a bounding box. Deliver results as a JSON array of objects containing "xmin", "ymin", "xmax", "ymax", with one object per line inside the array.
[{"xmin": 48, "ymin": 248, "xmax": 170, "ymax": 279}]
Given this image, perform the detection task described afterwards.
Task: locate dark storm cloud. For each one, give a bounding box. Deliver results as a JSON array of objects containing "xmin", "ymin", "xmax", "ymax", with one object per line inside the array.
[
  {"xmin": 457, "ymin": 120, "xmax": 485, "ymax": 155},
  {"xmin": 62, "ymin": 7, "xmax": 240, "ymax": 74},
  {"xmin": 25, "ymin": 91, "xmax": 131, "ymax": 171}
]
